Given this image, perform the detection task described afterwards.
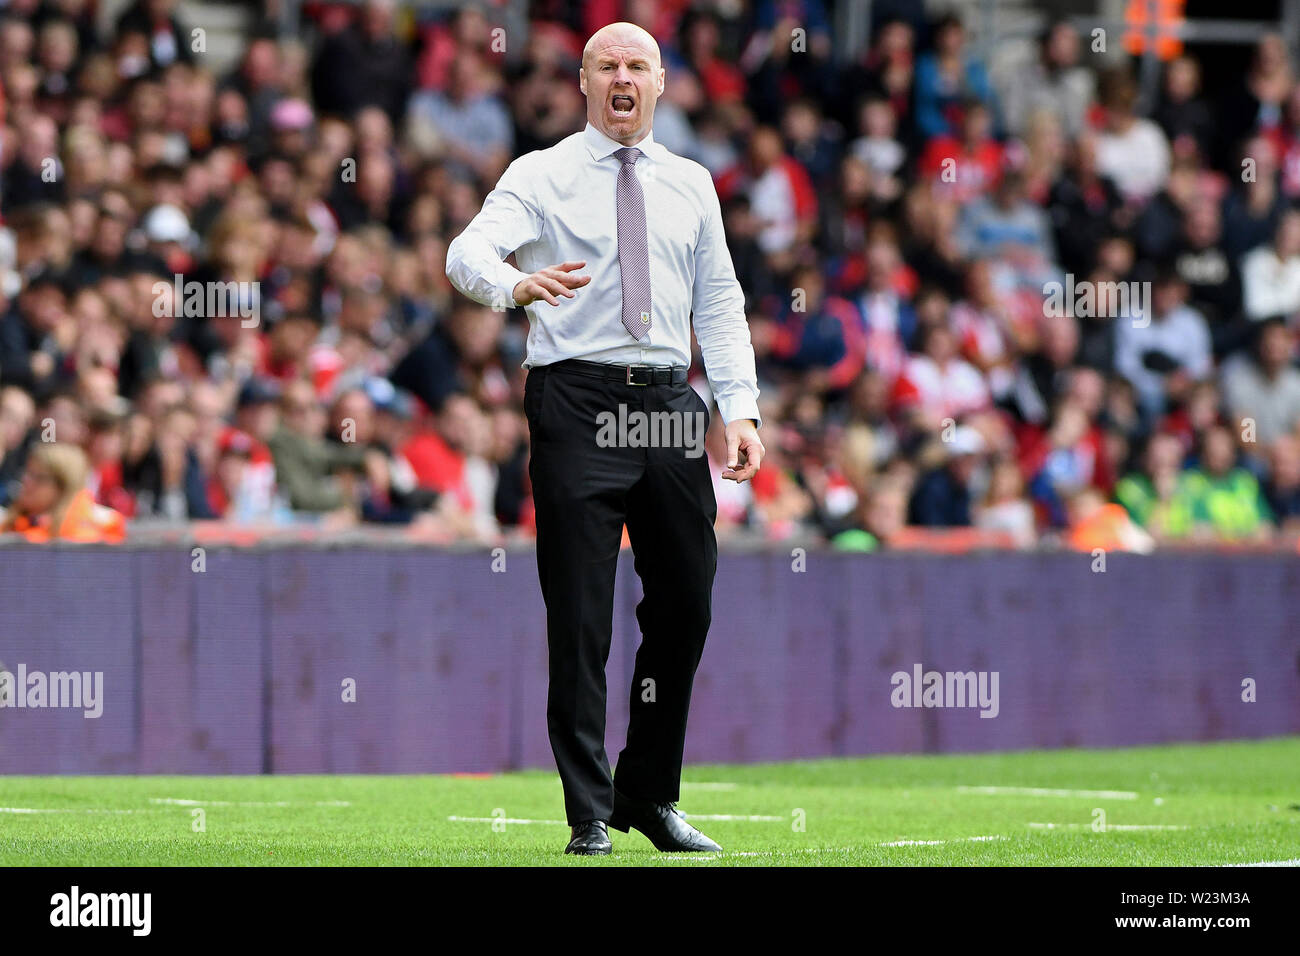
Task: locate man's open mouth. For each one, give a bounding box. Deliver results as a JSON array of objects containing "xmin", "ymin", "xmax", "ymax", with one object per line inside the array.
[{"xmin": 611, "ymin": 95, "xmax": 635, "ymax": 116}]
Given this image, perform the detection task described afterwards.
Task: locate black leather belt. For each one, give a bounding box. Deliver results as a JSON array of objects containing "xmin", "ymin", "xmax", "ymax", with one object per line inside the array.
[{"xmin": 546, "ymin": 358, "xmax": 688, "ymax": 386}]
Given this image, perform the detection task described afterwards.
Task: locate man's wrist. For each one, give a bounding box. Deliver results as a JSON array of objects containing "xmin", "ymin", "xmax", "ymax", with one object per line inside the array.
[
  {"xmin": 500, "ymin": 265, "xmax": 530, "ymax": 309},
  {"xmin": 716, "ymin": 394, "xmax": 761, "ymax": 430}
]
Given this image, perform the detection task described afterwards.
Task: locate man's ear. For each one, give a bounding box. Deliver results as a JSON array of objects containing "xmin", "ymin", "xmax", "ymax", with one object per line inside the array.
[
  {"xmin": 579, "ymin": 67, "xmax": 587, "ymax": 96},
  {"xmin": 657, "ymin": 67, "xmax": 665, "ymax": 95}
]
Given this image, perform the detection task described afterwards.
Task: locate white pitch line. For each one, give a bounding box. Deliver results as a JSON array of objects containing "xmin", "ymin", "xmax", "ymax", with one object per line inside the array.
[
  {"xmin": 447, "ymin": 816, "xmax": 568, "ymax": 825},
  {"xmin": 691, "ymin": 846, "xmax": 860, "ymax": 859},
  {"xmin": 445, "ymin": 813, "xmax": 785, "ymax": 824},
  {"xmin": 671, "ymin": 839, "xmax": 1006, "ymax": 859},
  {"xmin": 1028, "ymin": 822, "xmax": 1187, "ymax": 831},
  {"xmin": 879, "ymin": 835, "xmax": 1006, "ymax": 847},
  {"xmin": 1223, "ymin": 859, "xmax": 1300, "ymax": 867},
  {"xmin": 0, "ymin": 807, "xmax": 165, "ymax": 814},
  {"xmin": 148, "ymin": 798, "xmax": 351, "ymax": 807},
  {"xmin": 958, "ymin": 786, "xmax": 1138, "ymax": 800}
]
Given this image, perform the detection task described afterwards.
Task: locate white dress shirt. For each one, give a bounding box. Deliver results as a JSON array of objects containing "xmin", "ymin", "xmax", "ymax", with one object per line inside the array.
[{"xmin": 445, "ymin": 122, "xmax": 762, "ymax": 426}]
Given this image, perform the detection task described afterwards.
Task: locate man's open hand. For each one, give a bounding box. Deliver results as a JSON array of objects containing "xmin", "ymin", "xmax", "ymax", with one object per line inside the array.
[
  {"xmin": 512, "ymin": 261, "xmax": 591, "ymax": 306},
  {"xmin": 723, "ymin": 419, "xmax": 764, "ymax": 482}
]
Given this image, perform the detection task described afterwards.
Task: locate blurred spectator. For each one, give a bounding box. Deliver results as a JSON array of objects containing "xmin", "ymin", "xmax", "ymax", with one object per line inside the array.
[
  {"xmin": 1114, "ymin": 271, "xmax": 1212, "ymax": 422},
  {"xmin": 856, "ymin": 230, "xmax": 918, "ymax": 383},
  {"xmin": 125, "ymin": 399, "xmax": 214, "ymax": 519},
  {"xmin": 913, "ymin": 14, "xmax": 996, "ymax": 140},
  {"xmin": 1172, "ymin": 200, "xmax": 1239, "ymax": 336},
  {"xmin": 266, "ymin": 379, "xmax": 371, "ymax": 516},
  {"xmin": 1262, "ymin": 434, "xmax": 1300, "ymax": 530},
  {"xmin": 1240, "ymin": 208, "xmax": 1300, "ymax": 320},
  {"xmin": 782, "ymin": 98, "xmax": 840, "ymax": 187},
  {"xmin": 211, "ymin": 427, "xmax": 292, "ymax": 524},
  {"xmin": 1222, "ymin": 135, "xmax": 1286, "ymax": 262},
  {"xmin": 908, "ymin": 425, "xmax": 985, "ymax": 527},
  {"xmin": 400, "ymin": 392, "xmax": 499, "ymax": 540},
  {"xmin": 920, "ymin": 98, "xmax": 1003, "ymax": 204},
  {"xmin": 743, "ymin": 125, "xmax": 818, "ymax": 263},
  {"xmin": 742, "ymin": 0, "xmax": 835, "ymax": 120},
  {"xmin": 0, "ymin": 271, "xmax": 71, "ymax": 397},
  {"xmin": 1116, "ymin": 431, "xmax": 1194, "ymax": 541},
  {"xmin": 1025, "ymin": 398, "xmax": 1109, "ymax": 528},
  {"xmin": 390, "ymin": 301, "xmax": 506, "ymax": 413},
  {"xmin": 955, "ymin": 163, "xmax": 1057, "ymax": 279},
  {"xmin": 1221, "ymin": 318, "xmax": 1300, "ymax": 450},
  {"xmin": 893, "ymin": 323, "xmax": 990, "ymax": 432},
  {"xmin": 0, "ymin": 442, "xmax": 125, "ymax": 542},
  {"xmin": 311, "ymin": 0, "xmax": 411, "ymax": 123},
  {"xmin": 1175, "ymin": 424, "xmax": 1273, "ymax": 541},
  {"xmin": 839, "ymin": 18, "xmax": 914, "ymax": 145},
  {"xmin": 849, "ymin": 96, "xmax": 905, "ymax": 195},
  {"xmin": 1065, "ymin": 485, "xmax": 1154, "ymax": 553},
  {"xmin": 1000, "ymin": 21, "xmax": 1093, "ymax": 139},
  {"xmin": 833, "ymin": 471, "xmax": 911, "ymax": 551},
  {"xmin": 0, "ymin": 386, "xmax": 37, "ymax": 507},
  {"xmin": 1155, "ymin": 56, "xmax": 1215, "ymax": 162},
  {"xmin": 772, "ymin": 265, "xmax": 866, "ymax": 391},
  {"xmin": 1095, "ymin": 68, "xmax": 1171, "ymax": 205},
  {"xmin": 408, "ymin": 53, "xmax": 513, "ymax": 186},
  {"xmin": 1047, "ymin": 133, "xmax": 1126, "ymax": 276},
  {"xmin": 114, "ymin": 0, "xmax": 192, "ymax": 74},
  {"xmin": 973, "ymin": 455, "xmax": 1036, "ymax": 547},
  {"xmin": 1220, "ymin": 34, "xmax": 1294, "ymax": 169}
]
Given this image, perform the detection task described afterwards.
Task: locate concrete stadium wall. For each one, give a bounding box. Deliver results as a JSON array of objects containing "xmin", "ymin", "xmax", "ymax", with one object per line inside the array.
[{"xmin": 0, "ymin": 548, "xmax": 1297, "ymax": 774}]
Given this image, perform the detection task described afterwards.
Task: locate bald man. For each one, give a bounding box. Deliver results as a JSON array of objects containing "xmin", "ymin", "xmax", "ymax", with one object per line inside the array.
[{"xmin": 447, "ymin": 22, "xmax": 763, "ymax": 856}]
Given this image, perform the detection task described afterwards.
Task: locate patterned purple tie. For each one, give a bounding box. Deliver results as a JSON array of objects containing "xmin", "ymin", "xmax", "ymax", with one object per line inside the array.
[{"xmin": 614, "ymin": 147, "xmax": 651, "ymax": 340}]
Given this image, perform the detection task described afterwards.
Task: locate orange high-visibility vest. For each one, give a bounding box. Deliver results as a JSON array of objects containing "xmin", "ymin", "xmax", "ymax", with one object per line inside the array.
[
  {"xmin": 1067, "ymin": 503, "xmax": 1133, "ymax": 552},
  {"xmin": 6, "ymin": 489, "xmax": 126, "ymax": 543},
  {"xmin": 1124, "ymin": 0, "xmax": 1185, "ymax": 61}
]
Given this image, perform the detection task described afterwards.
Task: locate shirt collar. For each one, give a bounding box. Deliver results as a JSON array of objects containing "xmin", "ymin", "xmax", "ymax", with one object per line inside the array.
[{"xmin": 583, "ymin": 122, "xmax": 663, "ymax": 163}]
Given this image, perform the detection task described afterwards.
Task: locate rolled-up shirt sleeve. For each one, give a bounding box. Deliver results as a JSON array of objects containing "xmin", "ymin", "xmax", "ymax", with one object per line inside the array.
[
  {"xmin": 445, "ymin": 158, "xmax": 543, "ymax": 309},
  {"xmin": 691, "ymin": 174, "xmax": 762, "ymax": 428}
]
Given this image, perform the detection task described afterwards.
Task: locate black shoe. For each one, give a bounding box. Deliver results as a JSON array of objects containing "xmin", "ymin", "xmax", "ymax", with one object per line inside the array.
[
  {"xmin": 609, "ymin": 788, "xmax": 723, "ymax": 852},
  {"xmin": 565, "ymin": 820, "xmax": 612, "ymax": 855}
]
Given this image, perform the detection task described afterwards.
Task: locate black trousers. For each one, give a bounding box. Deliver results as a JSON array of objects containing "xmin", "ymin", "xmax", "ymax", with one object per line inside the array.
[{"xmin": 524, "ymin": 362, "xmax": 718, "ymax": 825}]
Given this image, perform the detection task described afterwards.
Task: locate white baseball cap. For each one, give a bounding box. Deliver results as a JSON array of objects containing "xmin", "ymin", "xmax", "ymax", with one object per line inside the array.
[{"xmin": 142, "ymin": 204, "xmax": 192, "ymax": 245}]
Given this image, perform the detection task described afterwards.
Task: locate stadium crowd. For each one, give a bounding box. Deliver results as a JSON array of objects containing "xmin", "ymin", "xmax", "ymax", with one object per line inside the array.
[{"xmin": 3, "ymin": 0, "xmax": 1300, "ymax": 549}]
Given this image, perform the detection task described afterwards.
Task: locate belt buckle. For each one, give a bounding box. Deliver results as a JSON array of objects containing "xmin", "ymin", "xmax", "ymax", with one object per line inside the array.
[{"xmin": 625, "ymin": 365, "xmax": 649, "ymax": 386}]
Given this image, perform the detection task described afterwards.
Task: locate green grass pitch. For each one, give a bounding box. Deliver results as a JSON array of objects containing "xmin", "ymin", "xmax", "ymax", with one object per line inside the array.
[{"xmin": 2, "ymin": 737, "xmax": 1297, "ymax": 866}]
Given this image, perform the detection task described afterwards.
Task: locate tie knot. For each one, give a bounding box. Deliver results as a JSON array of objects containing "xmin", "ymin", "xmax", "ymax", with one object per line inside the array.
[{"xmin": 614, "ymin": 147, "xmax": 642, "ymax": 166}]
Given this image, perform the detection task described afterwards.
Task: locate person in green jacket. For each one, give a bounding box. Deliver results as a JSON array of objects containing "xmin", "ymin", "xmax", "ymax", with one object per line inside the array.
[
  {"xmin": 1115, "ymin": 431, "xmax": 1195, "ymax": 541},
  {"xmin": 1173, "ymin": 424, "xmax": 1274, "ymax": 541}
]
